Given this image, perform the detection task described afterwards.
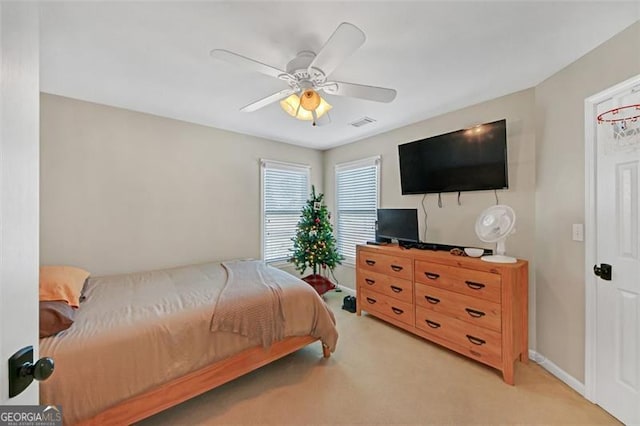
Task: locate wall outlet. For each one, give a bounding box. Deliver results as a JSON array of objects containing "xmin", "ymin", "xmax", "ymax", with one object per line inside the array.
[{"xmin": 572, "ymin": 224, "xmax": 584, "ymax": 242}]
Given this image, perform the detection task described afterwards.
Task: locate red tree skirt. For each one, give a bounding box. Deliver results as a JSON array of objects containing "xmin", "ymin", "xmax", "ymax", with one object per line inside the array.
[{"xmin": 302, "ymin": 274, "xmax": 336, "ymax": 296}]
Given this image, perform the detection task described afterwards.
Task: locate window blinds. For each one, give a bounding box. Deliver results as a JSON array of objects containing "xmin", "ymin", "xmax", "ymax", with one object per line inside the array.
[
  {"xmin": 262, "ymin": 161, "xmax": 310, "ymax": 263},
  {"xmin": 336, "ymin": 157, "xmax": 379, "ymax": 262}
]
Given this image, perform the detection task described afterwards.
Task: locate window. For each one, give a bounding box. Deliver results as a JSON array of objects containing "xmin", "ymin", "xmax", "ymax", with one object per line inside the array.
[
  {"xmin": 335, "ymin": 156, "xmax": 380, "ymax": 263},
  {"xmin": 262, "ymin": 160, "xmax": 310, "ymax": 263}
]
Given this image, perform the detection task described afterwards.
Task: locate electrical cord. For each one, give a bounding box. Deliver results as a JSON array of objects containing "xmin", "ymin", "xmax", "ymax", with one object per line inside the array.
[
  {"xmin": 457, "ymin": 191, "xmax": 461, "ymax": 206},
  {"xmin": 438, "ymin": 193, "xmax": 443, "ymax": 208},
  {"xmin": 329, "ymin": 267, "xmax": 341, "ymax": 292},
  {"xmin": 421, "ymin": 193, "xmax": 428, "ymax": 242},
  {"xmin": 494, "ymin": 189, "xmax": 499, "ymax": 205}
]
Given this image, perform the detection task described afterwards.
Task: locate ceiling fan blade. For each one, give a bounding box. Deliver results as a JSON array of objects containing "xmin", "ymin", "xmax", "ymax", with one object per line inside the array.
[
  {"xmin": 210, "ymin": 49, "xmax": 287, "ymax": 80},
  {"xmin": 322, "ymin": 81, "xmax": 397, "ymax": 103},
  {"xmin": 307, "ymin": 22, "xmax": 365, "ymax": 78},
  {"xmin": 240, "ymin": 88, "xmax": 295, "ymax": 112}
]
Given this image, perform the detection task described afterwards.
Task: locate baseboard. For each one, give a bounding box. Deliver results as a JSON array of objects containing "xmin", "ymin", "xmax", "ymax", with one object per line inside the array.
[
  {"xmin": 334, "ymin": 283, "xmax": 355, "ymax": 294},
  {"xmin": 529, "ymin": 349, "xmax": 585, "ymax": 396}
]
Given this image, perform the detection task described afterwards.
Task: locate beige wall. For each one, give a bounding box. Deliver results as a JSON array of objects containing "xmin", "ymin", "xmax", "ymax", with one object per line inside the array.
[
  {"xmin": 324, "ymin": 89, "xmax": 537, "ymax": 340},
  {"xmin": 534, "ymin": 22, "xmax": 640, "ymax": 382},
  {"xmin": 40, "ymin": 94, "xmax": 323, "ymax": 276}
]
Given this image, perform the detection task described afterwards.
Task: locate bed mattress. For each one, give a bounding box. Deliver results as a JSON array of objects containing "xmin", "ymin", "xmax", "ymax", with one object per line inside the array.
[{"xmin": 39, "ymin": 260, "xmax": 338, "ymax": 424}]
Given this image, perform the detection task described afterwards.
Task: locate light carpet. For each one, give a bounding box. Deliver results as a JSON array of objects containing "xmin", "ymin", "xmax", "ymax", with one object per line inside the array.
[{"xmin": 139, "ymin": 289, "xmax": 619, "ymax": 425}]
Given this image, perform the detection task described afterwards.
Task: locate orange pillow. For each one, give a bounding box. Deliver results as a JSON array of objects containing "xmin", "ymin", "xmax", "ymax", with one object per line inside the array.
[{"xmin": 39, "ymin": 266, "xmax": 90, "ymax": 308}]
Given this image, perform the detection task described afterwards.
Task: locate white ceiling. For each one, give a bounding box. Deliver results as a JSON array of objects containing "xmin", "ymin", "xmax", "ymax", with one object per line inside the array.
[{"xmin": 40, "ymin": 1, "xmax": 640, "ymax": 150}]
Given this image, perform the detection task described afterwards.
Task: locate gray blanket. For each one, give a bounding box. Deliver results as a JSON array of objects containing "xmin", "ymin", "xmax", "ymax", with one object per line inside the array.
[{"xmin": 212, "ymin": 260, "xmax": 287, "ymax": 347}]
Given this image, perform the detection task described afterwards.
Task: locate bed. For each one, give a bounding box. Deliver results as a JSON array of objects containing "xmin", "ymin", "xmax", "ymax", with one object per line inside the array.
[{"xmin": 39, "ymin": 260, "xmax": 338, "ymax": 425}]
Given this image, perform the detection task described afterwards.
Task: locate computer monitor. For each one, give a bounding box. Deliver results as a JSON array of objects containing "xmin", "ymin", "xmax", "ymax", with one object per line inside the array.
[{"xmin": 376, "ymin": 209, "xmax": 419, "ymax": 245}]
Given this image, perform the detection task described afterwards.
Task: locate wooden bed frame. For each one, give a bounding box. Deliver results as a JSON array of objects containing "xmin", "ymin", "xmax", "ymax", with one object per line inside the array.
[{"xmin": 79, "ymin": 336, "xmax": 330, "ymax": 425}]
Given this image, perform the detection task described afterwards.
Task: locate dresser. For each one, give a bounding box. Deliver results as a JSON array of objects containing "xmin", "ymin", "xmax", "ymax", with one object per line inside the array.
[{"xmin": 356, "ymin": 244, "xmax": 528, "ymax": 384}]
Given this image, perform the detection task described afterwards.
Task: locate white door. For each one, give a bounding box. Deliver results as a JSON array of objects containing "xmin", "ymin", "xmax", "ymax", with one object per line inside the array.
[
  {"xmin": 592, "ymin": 80, "xmax": 640, "ymax": 425},
  {"xmin": 0, "ymin": 2, "xmax": 40, "ymax": 405}
]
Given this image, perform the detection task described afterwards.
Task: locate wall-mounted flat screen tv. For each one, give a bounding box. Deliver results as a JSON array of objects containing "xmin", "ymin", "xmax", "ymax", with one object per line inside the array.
[{"xmin": 398, "ymin": 119, "xmax": 508, "ymax": 195}]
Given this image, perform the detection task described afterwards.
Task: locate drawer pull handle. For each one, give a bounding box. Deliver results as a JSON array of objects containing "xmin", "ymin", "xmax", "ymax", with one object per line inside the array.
[
  {"xmin": 465, "ymin": 281, "xmax": 486, "ymax": 290},
  {"xmin": 390, "ymin": 264, "xmax": 403, "ymax": 272},
  {"xmin": 365, "ymin": 259, "xmax": 376, "ymax": 266},
  {"xmin": 365, "ymin": 278, "xmax": 375, "ymax": 285},
  {"xmin": 466, "ymin": 335, "xmax": 486, "ymax": 346},
  {"xmin": 366, "ymin": 297, "xmax": 377, "ymax": 305},
  {"xmin": 425, "ymin": 296, "xmax": 440, "ymax": 304},
  {"xmin": 424, "ymin": 272, "xmax": 440, "ymax": 280},
  {"xmin": 390, "ymin": 285, "xmax": 403, "ymax": 293},
  {"xmin": 465, "ymin": 308, "xmax": 486, "ymax": 318},
  {"xmin": 391, "ymin": 307, "xmax": 404, "ymax": 315},
  {"xmin": 425, "ymin": 320, "xmax": 441, "ymax": 329}
]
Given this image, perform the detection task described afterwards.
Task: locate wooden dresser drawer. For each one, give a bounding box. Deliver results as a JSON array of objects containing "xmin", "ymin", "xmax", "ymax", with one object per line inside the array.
[
  {"xmin": 415, "ymin": 283, "xmax": 501, "ymax": 332},
  {"xmin": 414, "ymin": 261, "xmax": 501, "ymax": 303},
  {"xmin": 359, "ymin": 288, "xmax": 414, "ymax": 326},
  {"xmin": 357, "ymin": 269, "xmax": 413, "ymax": 304},
  {"xmin": 358, "ymin": 251, "xmax": 412, "ymax": 281},
  {"xmin": 415, "ymin": 307, "xmax": 502, "ymax": 365}
]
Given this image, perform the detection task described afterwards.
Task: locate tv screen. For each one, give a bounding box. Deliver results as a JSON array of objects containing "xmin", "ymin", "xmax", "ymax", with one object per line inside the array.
[
  {"xmin": 376, "ymin": 208, "xmax": 419, "ymax": 243},
  {"xmin": 398, "ymin": 119, "xmax": 508, "ymax": 194}
]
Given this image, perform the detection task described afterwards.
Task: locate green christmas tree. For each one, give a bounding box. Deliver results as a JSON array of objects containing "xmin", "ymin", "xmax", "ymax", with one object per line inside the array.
[{"xmin": 290, "ymin": 186, "xmax": 343, "ymax": 275}]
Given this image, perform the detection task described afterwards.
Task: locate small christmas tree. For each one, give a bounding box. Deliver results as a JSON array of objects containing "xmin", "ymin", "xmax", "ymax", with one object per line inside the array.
[{"xmin": 290, "ymin": 186, "xmax": 342, "ymax": 294}]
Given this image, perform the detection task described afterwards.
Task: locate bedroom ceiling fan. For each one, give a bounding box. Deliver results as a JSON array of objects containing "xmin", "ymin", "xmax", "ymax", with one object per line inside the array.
[{"xmin": 210, "ymin": 22, "xmax": 397, "ymax": 126}]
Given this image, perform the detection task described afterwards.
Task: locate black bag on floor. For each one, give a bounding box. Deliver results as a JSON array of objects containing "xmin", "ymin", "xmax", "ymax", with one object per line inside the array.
[{"xmin": 342, "ymin": 295, "xmax": 356, "ymax": 313}]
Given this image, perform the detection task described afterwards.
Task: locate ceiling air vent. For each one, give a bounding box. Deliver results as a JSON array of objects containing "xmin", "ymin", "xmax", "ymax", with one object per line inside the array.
[{"xmin": 350, "ymin": 117, "xmax": 376, "ymax": 128}]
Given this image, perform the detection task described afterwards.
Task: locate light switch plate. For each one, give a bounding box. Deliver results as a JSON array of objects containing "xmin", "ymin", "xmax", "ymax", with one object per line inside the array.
[{"xmin": 572, "ymin": 224, "xmax": 584, "ymax": 242}]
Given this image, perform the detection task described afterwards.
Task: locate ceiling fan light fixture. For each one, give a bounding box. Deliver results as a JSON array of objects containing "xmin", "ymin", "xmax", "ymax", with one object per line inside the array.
[
  {"xmin": 280, "ymin": 93, "xmax": 332, "ymax": 121},
  {"xmin": 300, "ymin": 89, "xmax": 321, "ymax": 111}
]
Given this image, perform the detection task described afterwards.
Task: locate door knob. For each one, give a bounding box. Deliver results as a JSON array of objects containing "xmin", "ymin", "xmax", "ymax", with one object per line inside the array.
[
  {"xmin": 593, "ymin": 263, "xmax": 612, "ymax": 281},
  {"xmin": 8, "ymin": 346, "xmax": 54, "ymax": 397},
  {"xmin": 20, "ymin": 357, "xmax": 55, "ymax": 381}
]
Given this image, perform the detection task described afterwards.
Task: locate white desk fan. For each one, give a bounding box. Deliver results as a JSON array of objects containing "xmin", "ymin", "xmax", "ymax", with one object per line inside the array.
[{"xmin": 475, "ymin": 205, "xmax": 517, "ymax": 263}]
